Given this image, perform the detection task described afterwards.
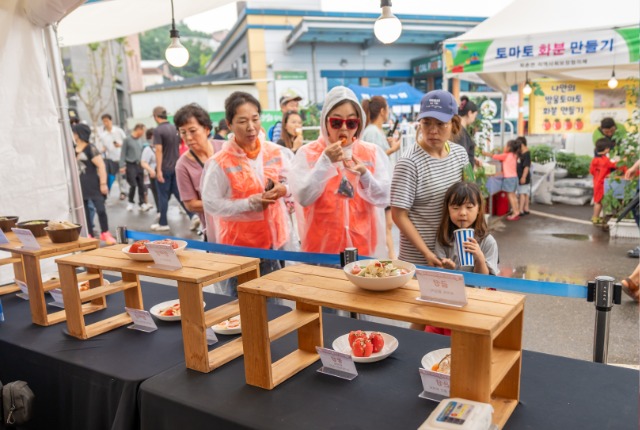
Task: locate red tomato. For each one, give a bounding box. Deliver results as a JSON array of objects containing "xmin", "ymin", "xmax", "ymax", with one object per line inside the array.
[
  {"xmin": 351, "ymin": 265, "xmax": 362, "ymax": 275},
  {"xmin": 152, "ymin": 239, "xmax": 179, "ymax": 249},
  {"xmin": 348, "ymin": 330, "xmax": 368, "ymax": 346},
  {"xmin": 543, "ymin": 119, "xmax": 551, "ymax": 131},
  {"xmin": 369, "ymin": 332, "xmax": 385, "ymax": 353},
  {"xmin": 564, "ymin": 119, "xmax": 572, "ymax": 130},
  {"xmin": 352, "ymin": 338, "xmax": 373, "ymax": 357},
  {"xmin": 553, "ymin": 119, "xmax": 562, "ymax": 130},
  {"xmin": 575, "ymin": 119, "xmax": 584, "ymax": 130},
  {"xmin": 129, "ymin": 240, "xmax": 150, "ymax": 253}
]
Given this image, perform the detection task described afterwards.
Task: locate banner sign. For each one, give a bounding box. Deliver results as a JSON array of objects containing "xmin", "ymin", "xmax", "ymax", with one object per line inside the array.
[
  {"xmin": 444, "ymin": 26, "xmax": 639, "ymax": 75},
  {"xmin": 529, "ymin": 79, "xmax": 635, "ymax": 134}
]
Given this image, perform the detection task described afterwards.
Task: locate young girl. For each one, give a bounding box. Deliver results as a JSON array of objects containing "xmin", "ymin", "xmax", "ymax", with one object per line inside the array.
[
  {"xmin": 484, "ymin": 140, "xmax": 520, "ymax": 221},
  {"xmin": 435, "ymin": 181, "xmax": 499, "ymax": 275}
]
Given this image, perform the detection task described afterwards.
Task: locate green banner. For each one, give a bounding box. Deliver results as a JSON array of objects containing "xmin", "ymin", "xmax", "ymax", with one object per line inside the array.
[
  {"xmin": 275, "ymin": 71, "xmax": 307, "ymax": 80},
  {"xmin": 168, "ymin": 110, "xmax": 282, "ymax": 133}
]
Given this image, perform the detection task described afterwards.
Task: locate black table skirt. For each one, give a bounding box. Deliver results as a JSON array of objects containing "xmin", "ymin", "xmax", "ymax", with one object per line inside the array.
[
  {"xmin": 0, "ymin": 278, "xmax": 288, "ymax": 430},
  {"xmin": 139, "ymin": 315, "xmax": 639, "ymax": 430}
]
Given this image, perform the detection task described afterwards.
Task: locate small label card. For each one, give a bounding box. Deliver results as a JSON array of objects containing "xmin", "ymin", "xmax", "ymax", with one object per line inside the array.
[
  {"xmin": 15, "ymin": 279, "xmax": 29, "ymax": 300},
  {"xmin": 0, "ymin": 229, "xmax": 9, "ymax": 244},
  {"xmin": 48, "ymin": 288, "xmax": 65, "ymax": 309},
  {"xmin": 416, "ymin": 269, "xmax": 468, "ymax": 308},
  {"xmin": 125, "ymin": 307, "xmax": 158, "ymax": 333},
  {"xmin": 11, "ymin": 228, "xmax": 40, "ymax": 250},
  {"xmin": 206, "ymin": 327, "xmax": 219, "ymax": 346},
  {"xmin": 146, "ymin": 243, "xmax": 182, "ymax": 271},
  {"xmin": 316, "ymin": 346, "xmax": 358, "ymax": 380},
  {"xmin": 418, "ymin": 368, "xmax": 450, "ymax": 402}
]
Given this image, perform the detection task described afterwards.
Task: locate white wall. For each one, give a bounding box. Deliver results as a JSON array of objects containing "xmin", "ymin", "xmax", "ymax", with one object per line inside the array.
[{"xmin": 206, "ymin": 85, "xmax": 260, "ymax": 112}]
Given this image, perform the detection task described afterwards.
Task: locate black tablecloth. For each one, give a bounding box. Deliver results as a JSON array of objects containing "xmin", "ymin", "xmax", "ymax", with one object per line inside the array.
[
  {"xmin": 139, "ymin": 315, "xmax": 639, "ymax": 430},
  {"xmin": 0, "ymin": 278, "xmax": 288, "ymax": 430}
]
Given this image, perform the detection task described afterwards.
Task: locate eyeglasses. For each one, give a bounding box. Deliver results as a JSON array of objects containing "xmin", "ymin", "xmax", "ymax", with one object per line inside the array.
[{"xmin": 328, "ymin": 117, "xmax": 360, "ymax": 130}]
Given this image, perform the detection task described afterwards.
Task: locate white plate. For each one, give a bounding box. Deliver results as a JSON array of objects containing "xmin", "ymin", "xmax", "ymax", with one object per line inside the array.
[
  {"xmin": 212, "ymin": 315, "xmax": 241, "ymax": 335},
  {"xmin": 41, "ymin": 273, "xmax": 110, "ymax": 290},
  {"xmin": 122, "ymin": 240, "xmax": 188, "ymax": 261},
  {"xmin": 343, "ymin": 260, "xmax": 416, "ymax": 291},
  {"xmin": 421, "ymin": 348, "xmax": 451, "ymax": 373},
  {"xmin": 332, "ymin": 331, "xmax": 399, "ymax": 363},
  {"xmin": 149, "ymin": 299, "xmax": 205, "ymax": 322}
]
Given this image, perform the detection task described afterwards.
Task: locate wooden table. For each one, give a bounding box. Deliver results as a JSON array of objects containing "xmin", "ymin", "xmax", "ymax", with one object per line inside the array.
[
  {"xmin": 0, "ymin": 232, "xmax": 100, "ymax": 325},
  {"xmin": 238, "ymin": 264, "xmax": 525, "ymax": 429},
  {"xmin": 55, "ymin": 244, "xmax": 260, "ymax": 373}
]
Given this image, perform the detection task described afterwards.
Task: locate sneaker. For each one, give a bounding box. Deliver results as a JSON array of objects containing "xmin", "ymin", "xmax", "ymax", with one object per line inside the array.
[
  {"xmin": 126, "ymin": 203, "xmax": 135, "ymax": 211},
  {"xmin": 190, "ymin": 215, "xmax": 201, "ymax": 231},
  {"xmin": 150, "ymin": 223, "xmax": 170, "ymax": 232},
  {"xmin": 628, "ymin": 246, "xmax": 640, "ymax": 258},
  {"xmin": 100, "ymin": 231, "xmax": 116, "ymax": 245},
  {"xmin": 506, "ymin": 215, "xmax": 520, "ymax": 221},
  {"xmin": 140, "ymin": 203, "xmax": 153, "ymax": 212}
]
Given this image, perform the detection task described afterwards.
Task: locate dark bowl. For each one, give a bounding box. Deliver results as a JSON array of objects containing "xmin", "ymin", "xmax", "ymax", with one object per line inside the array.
[
  {"xmin": 0, "ymin": 216, "xmax": 19, "ymax": 232},
  {"xmin": 16, "ymin": 220, "xmax": 49, "ymax": 237},
  {"xmin": 45, "ymin": 225, "xmax": 82, "ymax": 243}
]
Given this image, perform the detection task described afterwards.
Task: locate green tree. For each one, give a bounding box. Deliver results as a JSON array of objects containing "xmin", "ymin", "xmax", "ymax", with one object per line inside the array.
[{"xmin": 139, "ymin": 23, "xmax": 214, "ymax": 79}]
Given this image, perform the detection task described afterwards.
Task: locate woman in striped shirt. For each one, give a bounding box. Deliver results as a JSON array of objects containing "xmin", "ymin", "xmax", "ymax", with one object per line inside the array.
[{"xmin": 391, "ymin": 90, "xmax": 469, "ymax": 266}]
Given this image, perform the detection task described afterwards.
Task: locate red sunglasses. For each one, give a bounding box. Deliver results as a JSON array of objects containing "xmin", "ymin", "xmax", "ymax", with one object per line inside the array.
[{"xmin": 328, "ymin": 117, "xmax": 360, "ymax": 130}]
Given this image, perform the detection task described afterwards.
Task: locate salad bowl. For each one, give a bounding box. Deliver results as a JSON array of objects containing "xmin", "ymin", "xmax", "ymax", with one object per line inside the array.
[{"xmin": 343, "ymin": 259, "xmax": 415, "ymax": 291}]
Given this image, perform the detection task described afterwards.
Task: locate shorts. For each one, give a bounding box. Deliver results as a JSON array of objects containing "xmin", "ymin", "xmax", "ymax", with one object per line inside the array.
[
  {"xmin": 501, "ymin": 177, "xmax": 518, "ymax": 193},
  {"xmin": 517, "ymin": 183, "xmax": 531, "ymax": 195}
]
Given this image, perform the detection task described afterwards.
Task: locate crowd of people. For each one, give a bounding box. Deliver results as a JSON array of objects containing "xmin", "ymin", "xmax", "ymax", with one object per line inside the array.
[{"xmin": 70, "ymin": 87, "xmax": 638, "ymax": 303}]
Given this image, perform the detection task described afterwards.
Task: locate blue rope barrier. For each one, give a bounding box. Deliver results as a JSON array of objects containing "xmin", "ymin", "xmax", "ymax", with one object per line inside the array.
[{"xmin": 125, "ymin": 230, "xmax": 588, "ymax": 299}]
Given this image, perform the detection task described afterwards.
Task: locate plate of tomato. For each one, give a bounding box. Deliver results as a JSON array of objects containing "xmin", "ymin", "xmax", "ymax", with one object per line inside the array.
[
  {"xmin": 332, "ymin": 330, "xmax": 399, "ymax": 363},
  {"xmin": 122, "ymin": 239, "xmax": 188, "ymax": 261},
  {"xmin": 149, "ymin": 299, "xmax": 206, "ymax": 321}
]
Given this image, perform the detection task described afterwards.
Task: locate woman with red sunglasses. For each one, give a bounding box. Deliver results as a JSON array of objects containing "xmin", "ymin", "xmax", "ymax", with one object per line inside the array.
[{"xmin": 290, "ymin": 86, "xmax": 391, "ymax": 258}]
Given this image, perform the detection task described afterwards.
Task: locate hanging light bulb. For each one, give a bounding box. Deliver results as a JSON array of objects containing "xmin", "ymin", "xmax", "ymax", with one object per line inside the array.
[
  {"xmin": 523, "ymin": 81, "xmax": 533, "ymax": 96},
  {"xmin": 608, "ymin": 68, "xmax": 618, "ymax": 89},
  {"xmin": 165, "ymin": 0, "xmax": 189, "ymax": 68},
  {"xmin": 374, "ymin": 0, "xmax": 402, "ymax": 44}
]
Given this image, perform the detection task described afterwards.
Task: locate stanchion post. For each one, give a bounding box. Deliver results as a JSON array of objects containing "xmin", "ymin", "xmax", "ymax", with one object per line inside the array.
[
  {"xmin": 587, "ymin": 276, "xmax": 622, "ymax": 363},
  {"xmin": 115, "ymin": 226, "xmax": 128, "ymax": 245},
  {"xmin": 340, "ymin": 248, "xmax": 359, "ymax": 319}
]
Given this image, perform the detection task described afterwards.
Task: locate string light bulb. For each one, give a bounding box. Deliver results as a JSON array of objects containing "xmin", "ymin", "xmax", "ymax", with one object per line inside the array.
[
  {"xmin": 523, "ymin": 80, "xmax": 532, "ymax": 96},
  {"xmin": 374, "ymin": 0, "xmax": 402, "ymax": 44},
  {"xmin": 608, "ymin": 68, "xmax": 618, "ymax": 89},
  {"xmin": 165, "ymin": 0, "xmax": 189, "ymax": 68}
]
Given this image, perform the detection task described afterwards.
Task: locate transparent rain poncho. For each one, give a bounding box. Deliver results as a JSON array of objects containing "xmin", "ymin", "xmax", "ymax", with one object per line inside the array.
[
  {"xmin": 201, "ymin": 136, "xmax": 293, "ymax": 250},
  {"xmin": 290, "ymin": 86, "xmax": 391, "ymax": 258}
]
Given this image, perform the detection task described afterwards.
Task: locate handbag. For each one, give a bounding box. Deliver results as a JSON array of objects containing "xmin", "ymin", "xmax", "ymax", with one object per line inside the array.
[{"xmin": 2, "ymin": 381, "xmax": 34, "ymax": 426}]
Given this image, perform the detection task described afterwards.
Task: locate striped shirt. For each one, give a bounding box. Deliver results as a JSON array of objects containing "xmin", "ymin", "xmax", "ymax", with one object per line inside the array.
[{"xmin": 390, "ymin": 142, "xmax": 469, "ymax": 265}]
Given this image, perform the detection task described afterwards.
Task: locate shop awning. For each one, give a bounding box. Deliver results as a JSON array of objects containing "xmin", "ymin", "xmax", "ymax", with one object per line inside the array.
[{"xmin": 347, "ymin": 83, "xmax": 424, "ymax": 106}]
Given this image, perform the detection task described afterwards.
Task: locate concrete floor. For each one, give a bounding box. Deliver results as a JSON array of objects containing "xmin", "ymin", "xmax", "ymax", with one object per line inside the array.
[{"xmin": 103, "ymin": 188, "xmax": 639, "ymax": 367}]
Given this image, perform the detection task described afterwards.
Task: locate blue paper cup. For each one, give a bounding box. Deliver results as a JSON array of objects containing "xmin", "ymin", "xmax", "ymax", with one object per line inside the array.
[{"xmin": 454, "ymin": 228, "xmax": 474, "ymax": 267}]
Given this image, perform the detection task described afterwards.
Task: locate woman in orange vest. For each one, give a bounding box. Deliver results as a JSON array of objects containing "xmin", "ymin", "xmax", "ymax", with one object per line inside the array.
[
  {"xmin": 201, "ymin": 91, "xmax": 291, "ymax": 274},
  {"xmin": 290, "ymin": 86, "xmax": 391, "ymax": 258}
]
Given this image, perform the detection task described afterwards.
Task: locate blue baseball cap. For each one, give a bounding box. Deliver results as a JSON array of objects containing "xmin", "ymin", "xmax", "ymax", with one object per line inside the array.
[{"xmin": 416, "ymin": 90, "xmax": 458, "ymax": 122}]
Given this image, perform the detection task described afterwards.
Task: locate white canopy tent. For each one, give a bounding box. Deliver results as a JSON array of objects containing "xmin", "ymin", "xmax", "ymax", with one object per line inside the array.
[{"xmin": 442, "ymin": 0, "xmax": 640, "ymax": 93}]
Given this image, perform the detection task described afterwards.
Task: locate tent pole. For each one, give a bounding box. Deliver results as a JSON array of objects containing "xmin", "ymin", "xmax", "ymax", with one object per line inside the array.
[
  {"xmin": 44, "ymin": 25, "xmax": 87, "ymax": 234},
  {"xmin": 500, "ymin": 92, "xmax": 506, "ymax": 147}
]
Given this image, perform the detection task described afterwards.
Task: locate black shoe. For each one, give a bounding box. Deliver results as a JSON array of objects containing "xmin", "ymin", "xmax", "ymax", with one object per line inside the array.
[{"xmin": 628, "ymin": 247, "xmax": 640, "ymax": 258}]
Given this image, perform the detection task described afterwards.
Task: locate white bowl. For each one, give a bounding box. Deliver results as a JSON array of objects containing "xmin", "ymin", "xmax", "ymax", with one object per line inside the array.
[
  {"xmin": 421, "ymin": 348, "xmax": 452, "ymax": 373},
  {"xmin": 343, "ymin": 259, "xmax": 416, "ymax": 291},
  {"xmin": 149, "ymin": 299, "xmax": 205, "ymax": 322},
  {"xmin": 122, "ymin": 240, "xmax": 188, "ymax": 261},
  {"xmin": 332, "ymin": 331, "xmax": 399, "ymax": 363}
]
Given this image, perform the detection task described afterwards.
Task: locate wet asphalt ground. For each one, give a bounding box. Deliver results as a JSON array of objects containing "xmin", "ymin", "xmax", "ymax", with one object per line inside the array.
[{"xmin": 102, "ymin": 187, "xmax": 639, "ymax": 367}]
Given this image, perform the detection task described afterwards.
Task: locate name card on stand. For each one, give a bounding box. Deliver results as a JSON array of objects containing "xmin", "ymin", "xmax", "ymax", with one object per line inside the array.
[
  {"xmin": 415, "ymin": 269, "xmax": 467, "ymax": 308},
  {"xmin": 125, "ymin": 307, "xmax": 158, "ymax": 333},
  {"xmin": 206, "ymin": 328, "xmax": 219, "ymax": 346},
  {"xmin": 315, "ymin": 346, "xmax": 358, "ymax": 380},
  {"xmin": 48, "ymin": 288, "xmax": 65, "ymax": 308},
  {"xmin": 11, "ymin": 228, "xmax": 40, "ymax": 250},
  {"xmin": 15, "ymin": 279, "xmax": 29, "ymax": 300},
  {"xmin": 418, "ymin": 368, "xmax": 450, "ymax": 402},
  {"xmin": 0, "ymin": 229, "xmax": 9, "ymax": 244},
  {"xmin": 146, "ymin": 243, "xmax": 182, "ymax": 271}
]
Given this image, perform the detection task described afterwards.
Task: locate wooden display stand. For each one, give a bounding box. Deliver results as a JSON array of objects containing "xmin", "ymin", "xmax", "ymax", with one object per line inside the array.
[
  {"xmin": 0, "ymin": 232, "xmax": 101, "ymax": 325},
  {"xmin": 55, "ymin": 244, "xmax": 260, "ymax": 373},
  {"xmin": 238, "ymin": 264, "xmax": 525, "ymax": 429}
]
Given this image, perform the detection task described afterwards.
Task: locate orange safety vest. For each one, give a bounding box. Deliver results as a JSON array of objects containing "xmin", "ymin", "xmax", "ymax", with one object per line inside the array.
[
  {"xmin": 301, "ymin": 138, "xmax": 378, "ymax": 256},
  {"xmin": 214, "ymin": 141, "xmax": 289, "ymax": 250}
]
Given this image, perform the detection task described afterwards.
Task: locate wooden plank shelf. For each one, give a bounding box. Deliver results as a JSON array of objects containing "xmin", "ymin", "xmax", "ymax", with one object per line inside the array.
[
  {"xmin": 42, "ymin": 271, "xmax": 101, "ymax": 292},
  {"xmin": 85, "ymin": 312, "xmax": 132, "ymax": 339},
  {"xmin": 0, "ymin": 256, "xmax": 21, "ymax": 265},
  {"xmin": 208, "ymin": 337, "xmax": 244, "ymax": 370},
  {"xmin": 0, "ymin": 283, "xmax": 20, "ymax": 295},
  {"xmin": 238, "ymin": 264, "xmax": 525, "ymax": 429},
  {"xmin": 204, "ymin": 300, "xmax": 240, "ymax": 327},
  {"xmin": 79, "ymin": 280, "xmax": 137, "ymax": 302}
]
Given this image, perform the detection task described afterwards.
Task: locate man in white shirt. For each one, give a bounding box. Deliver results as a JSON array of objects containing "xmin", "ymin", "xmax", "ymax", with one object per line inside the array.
[{"xmin": 99, "ymin": 113, "xmax": 127, "ymax": 200}]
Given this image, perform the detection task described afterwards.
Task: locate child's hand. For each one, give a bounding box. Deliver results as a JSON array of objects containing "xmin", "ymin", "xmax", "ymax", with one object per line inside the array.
[
  {"xmin": 464, "ymin": 238, "xmax": 485, "ymax": 263},
  {"xmin": 441, "ymin": 258, "xmax": 456, "ymax": 270}
]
